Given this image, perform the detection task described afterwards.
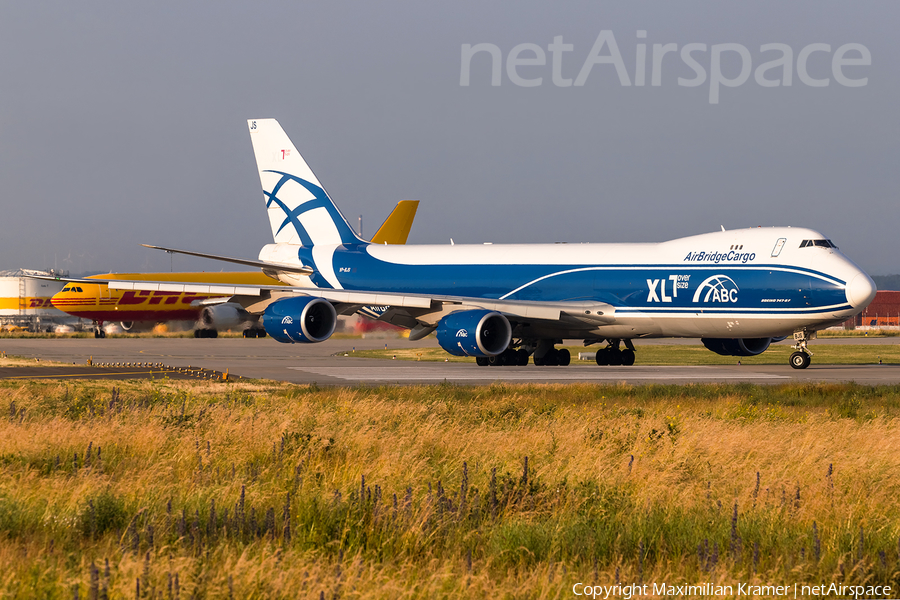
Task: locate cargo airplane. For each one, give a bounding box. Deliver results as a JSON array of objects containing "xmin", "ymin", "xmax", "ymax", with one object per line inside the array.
[
  {"xmin": 51, "ymin": 200, "xmax": 418, "ymax": 338},
  {"xmin": 54, "ymin": 119, "xmax": 875, "ymax": 368}
]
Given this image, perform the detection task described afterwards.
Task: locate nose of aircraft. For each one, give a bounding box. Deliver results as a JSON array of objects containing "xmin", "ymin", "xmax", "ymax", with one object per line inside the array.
[{"xmin": 846, "ymin": 271, "xmax": 877, "ymax": 309}]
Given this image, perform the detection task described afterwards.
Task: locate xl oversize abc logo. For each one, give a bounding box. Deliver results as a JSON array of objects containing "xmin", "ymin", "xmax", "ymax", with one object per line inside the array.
[
  {"xmin": 456, "ymin": 329, "xmax": 468, "ymax": 338},
  {"xmin": 281, "ymin": 316, "xmax": 294, "ymax": 325},
  {"xmin": 692, "ymin": 275, "xmax": 739, "ymax": 303}
]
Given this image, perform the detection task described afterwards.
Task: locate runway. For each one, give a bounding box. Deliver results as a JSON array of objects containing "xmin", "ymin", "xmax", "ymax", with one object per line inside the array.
[{"xmin": 2, "ymin": 337, "xmax": 899, "ymax": 385}]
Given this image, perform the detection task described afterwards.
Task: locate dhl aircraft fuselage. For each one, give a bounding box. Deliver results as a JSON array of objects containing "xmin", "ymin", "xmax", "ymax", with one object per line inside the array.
[{"xmin": 51, "ymin": 272, "xmax": 281, "ymax": 323}]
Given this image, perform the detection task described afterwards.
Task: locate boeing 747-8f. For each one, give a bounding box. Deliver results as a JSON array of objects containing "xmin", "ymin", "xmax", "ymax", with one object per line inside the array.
[{"xmin": 53, "ymin": 119, "xmax": 876, "ymax": 369}]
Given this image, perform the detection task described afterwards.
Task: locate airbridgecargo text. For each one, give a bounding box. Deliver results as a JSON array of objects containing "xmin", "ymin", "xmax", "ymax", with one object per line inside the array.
[
  {"xmin": 684, "ymin": 251, "xmax": 756, "ymax": 264},
  {"xmin": 571, "ymin": 582, "xmax": 892, "ymax": 598}
]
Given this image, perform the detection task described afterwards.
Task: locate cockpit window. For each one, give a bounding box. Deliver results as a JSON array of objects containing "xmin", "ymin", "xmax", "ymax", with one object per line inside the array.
[
  {"xmin": 61, "ymin": 287, "xmax": 70, "ymax": 292},
  {"xmin": 75, "ymin": 287, "xmax": 83, "ymax": 293},
  {"xmin": 800, "ymin": 239, "xmax": 837, "ymax": 249}
]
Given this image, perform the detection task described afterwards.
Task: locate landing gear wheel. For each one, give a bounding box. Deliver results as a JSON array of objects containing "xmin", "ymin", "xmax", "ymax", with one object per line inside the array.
[
  {"xmin": 557, "ymin": 348, "xmax": 571, "ymax": 366},
  {"xmin": 620, "ymin": 349, "xmax": 635, "ymax": 366},
  {"xmin": 516, "ymin": 349, "xmax": 529, "ymax": 366},
  {"xmin": 607, "ymin": 349, "xmax": 623, "ymax": 366},
  {"xmin": 243, "ymin": 329, "xmax": 256, "ymax": 338},
  {"xmin": 790, "ymin": 351, "xmax": 811, "ymax": 369},
  {"xmin": 534, "ymin": 350, "xmax": 557, "ymax": 366},
  {"xmin": 546, "ymin": 349, "xmax": 560, "ymax": 366},
  {"xmin": 476, "ymin": 356, "xmax": 490, "ymax": 367},
  {"xmin": 595, "ymin": 348, "xmax": 609, "ymax": 366}
]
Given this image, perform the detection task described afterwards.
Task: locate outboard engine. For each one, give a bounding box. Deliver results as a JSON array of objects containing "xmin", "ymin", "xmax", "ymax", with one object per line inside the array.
[
  {"xmin": 200, "ymin": 304, "xmax": 250, "ymax": 330},
  {"xmin": 701, "ymin": 337, "xmax": 772, "ymax": 356},
  {"xmin": 262, "ymin": 296, "xmax": 337, "ymax": 343},
  {"xmin": 436, "ymin": 310, "xmax": 512, "ymax": 357}
]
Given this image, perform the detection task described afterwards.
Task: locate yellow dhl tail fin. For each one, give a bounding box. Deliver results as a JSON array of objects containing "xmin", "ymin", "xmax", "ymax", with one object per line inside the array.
[{"xmin": 370, "ymin": 200, "xmax": 419, "ymax": 245}]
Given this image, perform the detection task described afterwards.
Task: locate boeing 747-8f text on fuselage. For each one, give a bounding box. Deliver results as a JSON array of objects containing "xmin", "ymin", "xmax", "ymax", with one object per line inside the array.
[{"xmin": 57, "ymin": 119, "xmax": 876, "ymax": 369}]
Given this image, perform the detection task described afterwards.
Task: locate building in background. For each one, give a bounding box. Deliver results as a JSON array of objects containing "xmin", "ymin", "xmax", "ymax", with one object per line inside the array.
[
  {"xmin": 844, "ymin": 291, "xmax": 900, "ymax": 329},
  {"xmin": 0, "ymin": 269, "xmax": 83, "ymax": 331}
]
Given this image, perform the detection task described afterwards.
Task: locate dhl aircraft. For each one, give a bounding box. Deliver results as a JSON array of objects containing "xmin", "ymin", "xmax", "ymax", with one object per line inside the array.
[
  {"xmin": 53, "ymin": 119, "xmax": 875, "ymax": 368},
  {"xmin": 51, "ymin": 200, "xmax": 418, "ymax": 338}
]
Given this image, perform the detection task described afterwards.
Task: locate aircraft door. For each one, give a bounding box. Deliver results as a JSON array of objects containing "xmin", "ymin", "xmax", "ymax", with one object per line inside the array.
[{"xmin": 771, "ymin": 238, "xmax": 786, "ymax": 257}]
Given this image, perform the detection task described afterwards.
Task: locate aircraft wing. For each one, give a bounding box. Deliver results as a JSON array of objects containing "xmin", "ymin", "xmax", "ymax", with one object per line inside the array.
[
  {"xmin": 30, "ymin": 274, "xmax": 114, "ymax": 285},
  {"xmin": 93, "ymin": 278, "xmax": 616, "ymax": 330},
  {"xmin": 140, "ymin": 245, "xmax": 314, "ymax": 276}
]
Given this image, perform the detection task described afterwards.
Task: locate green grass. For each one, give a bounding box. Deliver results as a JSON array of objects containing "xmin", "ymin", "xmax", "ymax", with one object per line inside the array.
[
  {"xmin": 817, "ymin": 329, "xmax": 899, "ymax": 337},
  {"xmin": 342, "ymin": 343, "xmax": 900, "ymax": 365},
  {"xmin": 1, "ymin": 380, "xmax": 900, "ymax": 597}
]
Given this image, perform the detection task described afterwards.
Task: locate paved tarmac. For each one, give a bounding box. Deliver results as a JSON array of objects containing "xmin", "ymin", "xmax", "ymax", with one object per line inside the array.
[{"xmin": 1, "ymin": 336, "xmax": 899, "ymax": 385}]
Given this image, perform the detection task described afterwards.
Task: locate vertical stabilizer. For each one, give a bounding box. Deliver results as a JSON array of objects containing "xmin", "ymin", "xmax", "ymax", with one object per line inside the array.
[
  {"xmin": 248, "ymin": 119, "xmax": 363, "ymax": 246},
  {"xmin": 371, "ymin": 200, "xmax": 419, "ymax": 244}
]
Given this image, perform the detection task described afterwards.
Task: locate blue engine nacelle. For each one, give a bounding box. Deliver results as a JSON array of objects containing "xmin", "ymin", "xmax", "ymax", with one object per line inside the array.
[
  {"xmin": 701, "ymin": 337, "xmax": 772, "ymax": 356},
  {"xmin": 436, "ymin": 310, "xmax": 512, "ymax": 357},
  {"xmin": 262, "ymin": 296, "xmax": 337, "ymax": 343}
]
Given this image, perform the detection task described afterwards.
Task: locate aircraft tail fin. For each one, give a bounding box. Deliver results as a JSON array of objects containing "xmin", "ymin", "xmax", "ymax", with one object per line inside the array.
[
  {"xmin": 247, "ymin": 119, "xmax": 364, "ymax": 246},
  {"xmin": 370, "ymin": 200, "xmax": 419, "ymax": 244}
]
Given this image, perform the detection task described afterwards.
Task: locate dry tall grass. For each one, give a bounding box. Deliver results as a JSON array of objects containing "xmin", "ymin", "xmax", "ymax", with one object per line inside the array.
[{"xmin": 1, "ymin": 379, "xmax": 899, "ymax": 598}]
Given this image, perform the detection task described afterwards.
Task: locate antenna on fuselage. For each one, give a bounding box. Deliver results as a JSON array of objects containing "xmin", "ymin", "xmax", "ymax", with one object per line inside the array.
[{"xmin": 720, "ymin": 225, "xmax": 726, "ymax": 232}]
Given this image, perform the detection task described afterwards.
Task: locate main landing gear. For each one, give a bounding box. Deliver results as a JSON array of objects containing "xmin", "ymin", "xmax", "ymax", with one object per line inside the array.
[
  {"xmin": 531, "ymin": 339, "xmax": 569, "ymax": 366},
  {"xmin": 93, "ymin": 322, "xmax": 106, "ymax": 339},
  {"xmin": 242, "ymin": 327, "xmax": 267, "ymax": 338},
  {"xmin": 533, "ymin": 348, "xmax": 570, "ymax": 366},
  {"xmin": 472, "ymin": 338, "xmax": 637, "ymax": 367},
  {"xmin": 789, "ymin": 330, "xmax": 815, "ymax": 369},
  {"xmin": 473, "ymin": 340, "xmax": 570, "ymax": 367},
  {"xmin": 475, "ymin": 347, "xmax": 529, "ymax": 366},
  {"xmin": 595, "ymin": 339, "xmax": 636, "ymax": 366}
]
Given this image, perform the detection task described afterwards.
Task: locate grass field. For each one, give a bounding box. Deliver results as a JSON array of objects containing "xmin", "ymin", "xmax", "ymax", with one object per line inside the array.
[
  {"xmin": 345, "ymin": 343, "xmax": 900, "ymax": 366},
  {"xmin": 2, "ymin": 379, "xmax": 900, "ymax": 598}
]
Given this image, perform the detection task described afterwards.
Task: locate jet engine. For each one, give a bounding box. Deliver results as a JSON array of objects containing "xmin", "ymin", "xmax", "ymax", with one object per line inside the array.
[
  {"xmin": 262, "ymin": 296, "xmax": 337, "ymax": 343},
  {"xmin": 435, "ymin": 310, "xmax": 511, "ymax": 357},
  {"xmin": 701, "ymin": 337, "xmax": 772, "ymax": 357},
  {"xmin": 200, "ymin": 304, "xmax": 250, "ymax": 331}
]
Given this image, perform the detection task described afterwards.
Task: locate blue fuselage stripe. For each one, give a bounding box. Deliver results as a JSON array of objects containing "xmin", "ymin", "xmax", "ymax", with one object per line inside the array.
[{"xmin": 318, "ymin": 246, "xmax": 849, "ymax": 316}]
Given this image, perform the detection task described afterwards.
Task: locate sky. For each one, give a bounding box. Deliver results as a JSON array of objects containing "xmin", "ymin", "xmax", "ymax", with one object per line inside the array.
[{"xmin": 0, "ymin": 1, "xmax": 897, "ymax": 275}]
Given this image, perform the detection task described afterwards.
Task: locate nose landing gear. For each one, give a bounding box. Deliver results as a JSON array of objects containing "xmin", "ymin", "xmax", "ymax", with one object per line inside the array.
[{"xmin": 789, "ymin": 330, "xmax": 815, "ymax": 369}]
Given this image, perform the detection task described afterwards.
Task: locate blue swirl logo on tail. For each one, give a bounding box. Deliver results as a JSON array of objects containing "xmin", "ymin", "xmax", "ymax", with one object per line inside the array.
[{"xmin": 263, "ymin": 170, "xmax": 362, "ymax": 246}]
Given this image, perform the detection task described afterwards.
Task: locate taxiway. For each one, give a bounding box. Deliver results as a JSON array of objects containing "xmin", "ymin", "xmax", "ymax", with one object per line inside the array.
[{"xmin": 1, "ymin": 337, "xmax": 898, "ymax": 385}]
